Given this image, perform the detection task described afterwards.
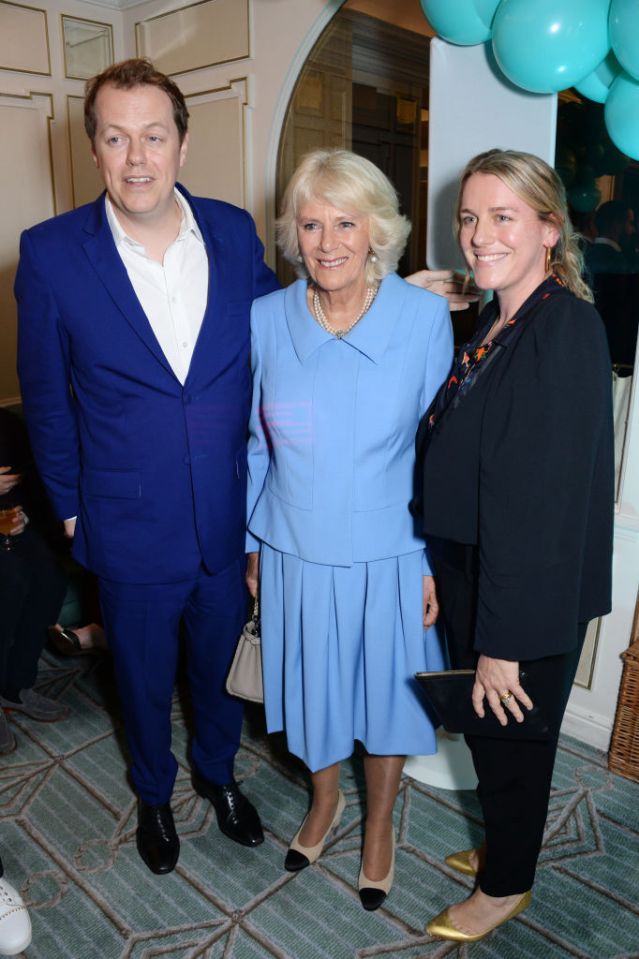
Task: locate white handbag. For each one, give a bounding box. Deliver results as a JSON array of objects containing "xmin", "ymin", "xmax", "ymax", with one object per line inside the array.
[{"xmin": 225, "ymin": 598, "xmax": 263, "ymax": 703}]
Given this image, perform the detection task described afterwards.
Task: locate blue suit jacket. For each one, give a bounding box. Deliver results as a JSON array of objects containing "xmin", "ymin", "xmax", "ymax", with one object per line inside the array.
[
  {"xmin": 15, "ymin": 185, "xmax": 278, "ymax": 583},
  {"xmin": 247, "ymin": 275, "xmax": 453, "ymax": 568}
]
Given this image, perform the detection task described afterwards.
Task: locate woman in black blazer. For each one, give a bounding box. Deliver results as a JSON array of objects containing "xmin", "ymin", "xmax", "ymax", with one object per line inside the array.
[{"xmin": 415, "ymin": 149, "xmax": 614, "ymax": 943}]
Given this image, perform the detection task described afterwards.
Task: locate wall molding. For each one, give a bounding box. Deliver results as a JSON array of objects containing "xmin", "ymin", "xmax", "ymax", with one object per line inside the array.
[
  {"xmin": 181, "ymin": 78, "xmax": 249, "ymax": 208},
  {"xmin": 0, "ymin": 0, "xmax": 51, "ymax": 76},
  {"xmin": 0, "ymin": 89, "xmax": 56, "ymax": 210},
  {"xmin": 135, "ymin": 0, "xmax": 250, "ymax": 77},
  {"xmin": 562, "ymin": 701, "xmax": 613, "ymax": 753}
]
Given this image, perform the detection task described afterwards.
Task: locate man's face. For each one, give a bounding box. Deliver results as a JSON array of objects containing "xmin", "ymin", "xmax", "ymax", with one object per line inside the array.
[{"xmin": 91, "ymin": 83, "xmax": 188, "ymax": 227}]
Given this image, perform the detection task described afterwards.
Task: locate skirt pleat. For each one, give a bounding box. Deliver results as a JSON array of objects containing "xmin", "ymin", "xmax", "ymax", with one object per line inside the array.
[{"xmin": 260, "ymin": 545, "xmax": 444, "ymax": 772}]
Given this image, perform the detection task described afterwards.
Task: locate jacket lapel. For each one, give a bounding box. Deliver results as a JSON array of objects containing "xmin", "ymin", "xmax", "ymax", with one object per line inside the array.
[
  {"xmin": 184, "ymin": 194, "xmax": 221, "ymax": 387},
  {"xmin": 80, "ymin": 193, "xmax": 176, "ymax": 377},
  {"xmin": 182, "ymin": 188, "xmax": 253, "ymax": 392}
]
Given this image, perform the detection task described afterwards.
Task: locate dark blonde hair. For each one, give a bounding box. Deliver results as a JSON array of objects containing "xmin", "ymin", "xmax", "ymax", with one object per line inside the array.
[
  {"xmin": 84, "ymin": 58, "xmax": 189, "ymax": 145},
  {"xmin": 277, "ymin": 149, "xmax": 411, "ymax": 285},
  {"xmin": 456, "ymin": 149, "xmax": 593, "ymax": 303}
]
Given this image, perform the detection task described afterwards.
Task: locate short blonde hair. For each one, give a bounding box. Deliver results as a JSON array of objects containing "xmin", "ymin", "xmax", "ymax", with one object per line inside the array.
[
  {"xmin": 456, "ymin": 149, "xmax": 593, "ymax": 303},
  {"xmin": 276, "ymin": 149, "xmax": 411, "ymax": 285}
]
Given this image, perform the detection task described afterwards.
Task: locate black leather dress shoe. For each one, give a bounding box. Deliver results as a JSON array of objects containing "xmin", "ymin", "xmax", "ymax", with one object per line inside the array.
[
  {"xmin": 193, "ymin": 774, "xmax": 264, "ymax": 847},
  {"xmin": 136, "ymin": 800, "xmax": 180, "ymax": 874}
]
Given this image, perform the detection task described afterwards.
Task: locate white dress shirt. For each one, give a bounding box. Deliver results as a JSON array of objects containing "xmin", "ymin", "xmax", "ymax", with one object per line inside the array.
[{"xmin": 105, "ymin": 190, "xmax": 209, "ymax": 384}]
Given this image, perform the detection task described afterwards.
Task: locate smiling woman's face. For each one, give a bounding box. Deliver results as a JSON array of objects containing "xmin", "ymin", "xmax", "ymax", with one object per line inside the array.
[
  {"xmin": 296, "ymin": 199, "xmax": 371, "ymax": 297},
  {"xmin": 459, "ymin": 172, "xmax": 559, "ymax": 306}
]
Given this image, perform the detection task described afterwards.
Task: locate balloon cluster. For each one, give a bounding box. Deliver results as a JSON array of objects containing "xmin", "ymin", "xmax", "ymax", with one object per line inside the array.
[{"xmin": 420, "ymin": 0, "xmax": 639, "ymax": 161}]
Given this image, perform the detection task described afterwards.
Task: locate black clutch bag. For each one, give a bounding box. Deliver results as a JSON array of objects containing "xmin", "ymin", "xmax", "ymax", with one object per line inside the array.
[{"xmin": 415, "ymin": 669, "xmax": 551, "ymax": 741}]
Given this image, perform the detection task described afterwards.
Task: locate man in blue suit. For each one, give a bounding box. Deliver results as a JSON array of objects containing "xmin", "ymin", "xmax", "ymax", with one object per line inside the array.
[{"xmin": 15, "ymin": 59, "xmax": 279, "ymax": 874}]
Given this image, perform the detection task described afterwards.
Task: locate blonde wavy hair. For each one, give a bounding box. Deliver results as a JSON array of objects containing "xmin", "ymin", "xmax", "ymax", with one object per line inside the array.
[
  {"xmin": 276, "ymin": 149, "xmax": 411, "ymax": 285},
  {"xmin": 456, "ymin": 148, "xmax": 593, "ymax": 303}
]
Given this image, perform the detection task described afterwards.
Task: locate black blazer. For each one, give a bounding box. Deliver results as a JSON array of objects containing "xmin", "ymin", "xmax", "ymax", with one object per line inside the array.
[{"xmin": 416, "ymin": 288, "xmax": 614, "ymax": 661}]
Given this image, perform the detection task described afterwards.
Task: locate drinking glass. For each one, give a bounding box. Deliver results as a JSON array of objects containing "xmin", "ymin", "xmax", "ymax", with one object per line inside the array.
[{"xmin": 0, "ymin": 507, "xmax": 19, "ymax": 552}]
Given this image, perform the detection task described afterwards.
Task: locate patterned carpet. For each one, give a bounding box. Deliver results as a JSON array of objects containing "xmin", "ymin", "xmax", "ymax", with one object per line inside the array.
[{"xmin": 1, "ymin": 646, "xmax": 638, "ymax": 959}]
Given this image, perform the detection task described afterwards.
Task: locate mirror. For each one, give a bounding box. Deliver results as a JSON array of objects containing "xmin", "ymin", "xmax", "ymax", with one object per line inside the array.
[
  {"xmin": 276, "ymin": 0, "xmax": 434, "ymax": 288},
  {"xmin": 62, "ymin": 16, "xmax": 113, "ymax": 81},
  {"xmin": 556, "ymin": 93, "xmax": 639, "ymax": 501}
]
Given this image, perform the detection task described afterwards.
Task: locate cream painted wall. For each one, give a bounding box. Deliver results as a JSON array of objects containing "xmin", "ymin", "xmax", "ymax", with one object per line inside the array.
[
  {"xmin": 0, "ymin": 0, "xmax": 337, "ymax": 404},
  {"xmin": 0, "ymin": 0, "xmax": 125, "ymax": 404},
  {"xmin": 121, "ymin": 0, "xmax": 337, "ymax": 253},
  {"xmin": 346, "ymin": 0, "xmax": 432, "ymax": 36}
]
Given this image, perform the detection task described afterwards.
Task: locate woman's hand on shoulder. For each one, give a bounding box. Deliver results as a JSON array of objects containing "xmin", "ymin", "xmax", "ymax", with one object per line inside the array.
[
  {"xmin": 404, "ymin": 269, "xmax": 479, "ymax": 311},
  {"xmin": 472, "ymin": 653, "xmax": 533, "ymax": 726}
]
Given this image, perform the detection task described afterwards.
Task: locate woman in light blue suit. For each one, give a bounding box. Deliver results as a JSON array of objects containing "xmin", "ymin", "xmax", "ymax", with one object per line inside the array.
[{"xmin": 246, "ymin": 150, "xmax": 453, "ymax": 910}]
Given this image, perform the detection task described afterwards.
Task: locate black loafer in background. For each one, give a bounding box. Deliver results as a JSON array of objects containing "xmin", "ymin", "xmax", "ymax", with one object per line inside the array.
[
  {"xmin": 193, "ymin": 773, "xmax": 264, "ymax": 847},
  {"xmin": 136, "ymin": 800, "xmax": 180, "ymax": 874}
]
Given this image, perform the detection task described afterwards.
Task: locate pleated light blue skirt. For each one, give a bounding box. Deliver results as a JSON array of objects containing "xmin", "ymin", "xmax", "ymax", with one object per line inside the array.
[{"xmin": 260, "ymin": 545, "xmax": 445, "ymax": 772}]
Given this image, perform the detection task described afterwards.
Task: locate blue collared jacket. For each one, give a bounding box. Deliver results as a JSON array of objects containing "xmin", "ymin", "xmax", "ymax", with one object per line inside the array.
[{"xmin": 247, "ymin": 274, "xmax": 453, "ymax": 568}]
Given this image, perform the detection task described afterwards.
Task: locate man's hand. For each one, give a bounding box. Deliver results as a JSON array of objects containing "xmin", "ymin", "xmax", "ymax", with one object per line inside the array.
[
  {"xmin": 64, "ymin": 517, "xmax": 76, "ymax": 538},
  {"xmin": 0, "ymin": 467, "xmax": 21, "ymax": 495},
  {"xmin": 423, "ymin": 575, "xmax": 439, "ymax": 628},
  {"xmin": 246, "ymin": 551, "xmax": 259, "ymax": 598},
  {"xmin": 405, "ymin": 269, "xmax": 480, "ymax": 311}
]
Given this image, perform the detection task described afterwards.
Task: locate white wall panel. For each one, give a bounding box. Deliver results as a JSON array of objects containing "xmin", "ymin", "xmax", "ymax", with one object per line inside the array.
[
  {"xmin": 427, "ymin": 38, "xmax": 556, "ymax": 270},
  {"xmin": 67, "ymin": 95, "xmax": 103, "ymax": 208},
  {"xmin": 182, "ymin": 80, "xmax": 247, "ymax": 207},
  {"xmin": 0, "ymin": 1, "xmax": 50, "ymax": 75},
  {"xmin": 136, "ymin": 0, "xmax": 249, "ymax": 76},
  {"xmin": 0, "ymin": 94, "xmax": 54, "ymax": 403}
]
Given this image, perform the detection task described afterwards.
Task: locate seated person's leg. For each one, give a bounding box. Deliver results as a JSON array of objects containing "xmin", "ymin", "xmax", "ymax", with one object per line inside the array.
[{"xmin": 0, "ymin": 528, "xmax": 68, "ymax": 721}]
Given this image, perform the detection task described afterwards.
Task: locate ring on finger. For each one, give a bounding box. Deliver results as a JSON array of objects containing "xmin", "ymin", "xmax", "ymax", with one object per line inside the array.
[{"xmin": 499, "ymin": 690, "xmax": 513, "ymax": 705}]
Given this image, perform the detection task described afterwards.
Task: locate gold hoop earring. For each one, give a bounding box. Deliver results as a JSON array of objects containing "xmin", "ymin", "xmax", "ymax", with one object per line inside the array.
[{"xmin": 544, "ymin": 247, "xmax": 553, "ymax": 273}]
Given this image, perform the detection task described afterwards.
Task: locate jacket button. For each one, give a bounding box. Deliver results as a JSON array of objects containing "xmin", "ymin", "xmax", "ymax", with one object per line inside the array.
[{"xmin": 183, "ymin": 393, "xmax": 192, "ymax": 405}]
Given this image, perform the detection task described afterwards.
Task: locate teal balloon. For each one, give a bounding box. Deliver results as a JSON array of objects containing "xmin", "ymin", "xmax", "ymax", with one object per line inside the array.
[
  {"xmin": 420, "ymin": 0, "xmax": 500, "ymax": 46},
  {"xmin": 610, "ymin": 0, "xmax": 639, "ymax": 82},
  {"xmin": 605, "ymin": 72, "xmax": 639, "ymax": 160},
  {"xmin": 492, "ymin": 0, "xmax": 611, "ymax": 94},
  {"xmin": 474, "ymin": 0, "xmax": 501, "ymax": 27},
  {"xmin": 575, "ymin": 51, "xmax": 621, "ymax": 103},
  {"xmin": 567, "ymin": 180, "xmax": 602, "ymax": 213}
]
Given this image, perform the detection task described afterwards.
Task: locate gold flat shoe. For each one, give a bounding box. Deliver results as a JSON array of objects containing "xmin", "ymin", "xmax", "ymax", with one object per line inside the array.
[
  {"xmin": 445, "ymin": 847, "xmax": 480, "ymax": 877},
  {"xmin": 284, "ymin": 789, "xmax": 346, "ymax": 872},
  {"xmin": 427, "ymin": 889, "xmax": 532, "ymax": 942}
]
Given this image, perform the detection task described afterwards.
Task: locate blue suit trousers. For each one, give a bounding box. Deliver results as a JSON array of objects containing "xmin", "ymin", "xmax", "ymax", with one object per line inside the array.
[{"xmin": 99, "ymin": 560, "xmax": 245, "ymax": 805}]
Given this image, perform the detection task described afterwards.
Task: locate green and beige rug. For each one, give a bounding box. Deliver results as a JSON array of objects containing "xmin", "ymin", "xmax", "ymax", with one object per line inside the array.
[{"xmin": 1, "ymin": 649, "xmax": 638, "ymax": 958}]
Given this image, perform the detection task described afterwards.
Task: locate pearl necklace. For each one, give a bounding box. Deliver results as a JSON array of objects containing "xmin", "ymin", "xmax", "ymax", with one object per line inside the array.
[{"xmin": 312, "ymin": 285, "xmax": 378, "ymax": 339}]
